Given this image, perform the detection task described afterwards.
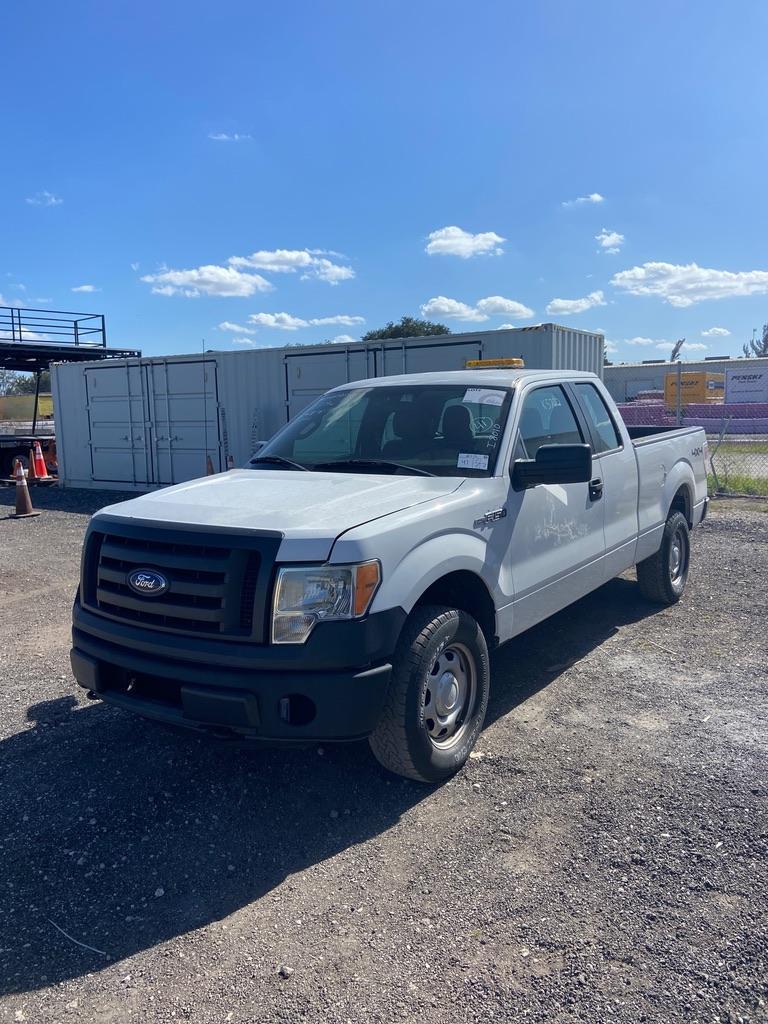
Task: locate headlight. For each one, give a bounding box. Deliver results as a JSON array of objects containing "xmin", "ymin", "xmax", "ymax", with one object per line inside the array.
[{"xmin": 271, "ymin": 561, "xmax": 381, "ymax": 644}]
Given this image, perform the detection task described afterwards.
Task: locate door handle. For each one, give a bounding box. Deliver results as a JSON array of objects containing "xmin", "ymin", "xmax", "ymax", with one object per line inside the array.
[{"xmin": 589, "ymin": 478, "xmax": 603, "ymax": 501}]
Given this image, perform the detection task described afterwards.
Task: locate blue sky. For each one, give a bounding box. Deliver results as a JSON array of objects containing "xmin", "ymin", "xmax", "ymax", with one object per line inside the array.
[{"xmin": 3, "ymin": 0, "xmax": 768, "ymax": 363}]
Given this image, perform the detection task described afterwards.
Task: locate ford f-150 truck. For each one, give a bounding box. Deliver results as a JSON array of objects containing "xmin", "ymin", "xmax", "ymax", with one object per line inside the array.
[{"xmin": 71, "ymin": 369, "xmax": 708, "ymax": 782}]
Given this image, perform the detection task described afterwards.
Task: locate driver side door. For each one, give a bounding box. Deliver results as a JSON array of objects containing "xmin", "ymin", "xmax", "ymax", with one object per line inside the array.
[{"xmin": 504, "ymin": 384, "xmax": 606, "ymax": 637}]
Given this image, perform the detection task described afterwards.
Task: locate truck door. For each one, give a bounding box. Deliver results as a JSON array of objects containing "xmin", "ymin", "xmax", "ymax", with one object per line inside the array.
[
  {"xmin": 568, "ymin": 381, "xmax": 639, "ymax": 578},
  {"xmin": 504, "ymin": 384, "xmax": 606, "ymax": 635}
]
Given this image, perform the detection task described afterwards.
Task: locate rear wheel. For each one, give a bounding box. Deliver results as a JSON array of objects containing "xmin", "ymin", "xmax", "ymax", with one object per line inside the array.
[
  {"xmin": 369, "ymin": 605, "xmax": 489, "ymax": 783},
  {"xmin": 637, "ymin": 510, "xmax": 690, "ymax": 605}
]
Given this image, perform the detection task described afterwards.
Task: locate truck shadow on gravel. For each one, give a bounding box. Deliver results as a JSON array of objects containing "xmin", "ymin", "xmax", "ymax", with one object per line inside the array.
[{"xmin": 0, "ymin": 576, "xmax": 658, "ymax": 996}]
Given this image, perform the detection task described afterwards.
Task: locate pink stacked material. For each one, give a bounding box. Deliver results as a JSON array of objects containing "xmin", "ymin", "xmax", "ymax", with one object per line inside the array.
[
  {"xmin": 684, "ymin": 417, "xmax": 768, "ymax": 434},
  {"xmin": 682, "ymin": 402, "xmax": 768, "ymax": 419},
  {"xmin": 617, "ymin": 403, "xmax": 768, "ymax": 434}
]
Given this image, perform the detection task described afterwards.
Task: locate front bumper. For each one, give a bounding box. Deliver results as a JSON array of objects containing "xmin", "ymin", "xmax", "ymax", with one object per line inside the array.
[{"xmin": 71, "ymin": 601, "xmax": 405, "ymax": 742}]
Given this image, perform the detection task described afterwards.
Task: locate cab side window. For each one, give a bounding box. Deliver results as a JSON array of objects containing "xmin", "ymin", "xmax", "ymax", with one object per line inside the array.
[
  {"xmin": 517, "ymin": 386, "xmax": 583, "ymax": 458},
  {"xmin": 574, "ymin": 383, "xmax": 622, "ymax": 454}
]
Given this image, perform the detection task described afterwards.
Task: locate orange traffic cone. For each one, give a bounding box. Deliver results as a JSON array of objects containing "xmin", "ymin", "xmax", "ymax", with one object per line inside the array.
[
  {"xmin": 206, "ymin": 454, "xmax": 215, "ymax": 475},
  {"xmin": 10, "ymin": 459, "xmax": 41, "ymax": 519},
  {"xmin": 32, "ymin": 440, "xmax": 50, "ymax": 481}
]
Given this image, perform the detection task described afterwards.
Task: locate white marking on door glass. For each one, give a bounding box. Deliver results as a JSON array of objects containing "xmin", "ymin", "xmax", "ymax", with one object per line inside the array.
[
  {"xmin": 462, "ymin": 388, "xmax": 505, "ymax": 407},
  {"xmin": 457, "ymin": 453, "xmax": 489, "ymax": 470}
]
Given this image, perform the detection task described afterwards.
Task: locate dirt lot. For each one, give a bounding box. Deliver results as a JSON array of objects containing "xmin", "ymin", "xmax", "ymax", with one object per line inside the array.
[{"xmin": 1, "ymin": 487, "xmax": 766, "ymax": 1024}]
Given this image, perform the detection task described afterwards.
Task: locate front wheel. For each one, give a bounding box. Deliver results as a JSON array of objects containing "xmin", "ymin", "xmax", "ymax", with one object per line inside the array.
[
  {"xmin": 636, "ymin": 510, "xmax": 690, "ymax": 605},
  {"xmin": 369, "ymin": 605, "xmax": 490, "ymax": 783}
]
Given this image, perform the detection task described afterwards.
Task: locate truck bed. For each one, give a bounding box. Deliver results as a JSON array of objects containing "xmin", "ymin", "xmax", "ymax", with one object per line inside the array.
[{"xmin": 629, "ymin": 424, "xmax": 708, "ymax": 556}]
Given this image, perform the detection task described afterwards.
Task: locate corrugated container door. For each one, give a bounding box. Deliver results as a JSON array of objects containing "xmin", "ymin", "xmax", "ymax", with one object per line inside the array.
[
  {"xmin": 85, "ymin": 364, "xmax": 151, "ymax": 485},
  {"xmin": 146, "ymin": 360, "xmax": 220, "ymax": 484},
  {"xmin": 284, "ymin": 349, "xmax": 370, "ymax": 419}
]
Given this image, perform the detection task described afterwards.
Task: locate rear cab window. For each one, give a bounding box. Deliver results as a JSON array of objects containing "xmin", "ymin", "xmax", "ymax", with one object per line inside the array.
[{"xmin": 573, "ymin": 383, "xmax": 622, "ymax": 454}]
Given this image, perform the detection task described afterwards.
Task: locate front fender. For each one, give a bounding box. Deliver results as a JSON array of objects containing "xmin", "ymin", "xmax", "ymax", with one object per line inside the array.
[{"xmin": 368, "ymin": 529, "xmax": 502, "ymax": 617}]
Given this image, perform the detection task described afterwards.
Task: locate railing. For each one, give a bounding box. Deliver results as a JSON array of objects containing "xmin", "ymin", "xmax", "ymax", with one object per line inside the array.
[{"xmin": 0, "ymin": 306, "xmax": 107, "ymax": 348}]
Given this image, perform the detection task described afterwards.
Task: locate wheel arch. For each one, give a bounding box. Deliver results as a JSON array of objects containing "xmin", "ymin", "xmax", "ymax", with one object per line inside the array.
[
  {"xmin": 669, "ymin": 481, "xmax": 693, "ymax": 526},
  {"xmin": 369, "ymin": 534, "xmax": 501, "ymax": 647},
  {"xmin": 414, "ymin": 570, "xmax": 497, "ymax": 647}
]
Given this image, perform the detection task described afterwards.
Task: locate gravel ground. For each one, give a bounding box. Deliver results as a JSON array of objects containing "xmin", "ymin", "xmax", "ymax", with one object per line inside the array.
[{"xmin": 1, "ymin": 487, "xmax": 766, "ymax": 1024}]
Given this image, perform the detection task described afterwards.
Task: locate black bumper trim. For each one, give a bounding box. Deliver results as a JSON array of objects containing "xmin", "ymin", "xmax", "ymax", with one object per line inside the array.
[{"xmin": 70, "ymin": 604, "xmax": 404, "ymax": 741}]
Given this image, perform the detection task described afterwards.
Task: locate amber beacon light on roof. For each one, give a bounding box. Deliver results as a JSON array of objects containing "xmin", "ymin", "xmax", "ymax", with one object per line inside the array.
[{"xmin": 465, "ymin": 357, "xmax": 525, "ymax": 369}]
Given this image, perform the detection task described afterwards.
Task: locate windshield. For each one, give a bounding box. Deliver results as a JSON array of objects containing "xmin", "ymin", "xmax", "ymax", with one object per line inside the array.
[{"xmin": 250, "ymin": 384, "xmax": 513, "ymax": 477}]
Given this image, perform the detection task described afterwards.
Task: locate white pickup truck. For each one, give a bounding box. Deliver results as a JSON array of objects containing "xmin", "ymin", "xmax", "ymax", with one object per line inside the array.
[{"xmin": 71, "ymin": 368, "xmax": 708, "ymax": 782}]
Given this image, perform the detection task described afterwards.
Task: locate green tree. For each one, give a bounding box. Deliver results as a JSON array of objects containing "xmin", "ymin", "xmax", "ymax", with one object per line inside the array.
[
  {"xmin": 362, "ymin": 316, "xmax": 450, "ymax": 342},
  {"xmin": 743, "ymin": 323, "xmax": 768, "ymax": 358},
  {"xmin": 0, "ymin": 370, "xmax": 51, "ymax": 395}
]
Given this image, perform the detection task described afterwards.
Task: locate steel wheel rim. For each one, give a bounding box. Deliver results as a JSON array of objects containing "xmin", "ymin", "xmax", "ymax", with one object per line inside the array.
[
  {"xmin": 669, "ymin": 526, "xmax": 687, "ymax": 589},
  {"xmin": 423, "ymin": 642, "xmax": 477, "ymax": 750}
]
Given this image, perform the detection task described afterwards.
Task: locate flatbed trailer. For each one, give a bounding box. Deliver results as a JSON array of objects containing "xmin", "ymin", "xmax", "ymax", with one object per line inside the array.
[{"xmin": 0, "ymin": 306, "xmax": 139, "ymax": 482}]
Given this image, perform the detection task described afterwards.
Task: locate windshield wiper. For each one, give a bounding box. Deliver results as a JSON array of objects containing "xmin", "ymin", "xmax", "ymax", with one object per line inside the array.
[
  {"xmin": 312, "ymin": 459, "xmax": 435, "ymax": 477},
  {"xmin": 250, "ymin": 454, "xmax": 310, "ymax": 472}
]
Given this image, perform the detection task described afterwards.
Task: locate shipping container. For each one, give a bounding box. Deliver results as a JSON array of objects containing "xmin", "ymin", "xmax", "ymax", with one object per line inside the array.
[
  {"xmin": 663, "ymin": 371, "xmax": 724, "ymax": 407},
  {"xmin": 51, "ymin": 324, "xmax": 604, "ymax": 490}
]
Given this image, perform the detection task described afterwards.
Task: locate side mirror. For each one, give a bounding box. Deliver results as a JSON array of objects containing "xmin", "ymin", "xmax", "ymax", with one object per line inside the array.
[{"xmin": 512, "ymin": 444, "xmax": 592, "ymax": 490}]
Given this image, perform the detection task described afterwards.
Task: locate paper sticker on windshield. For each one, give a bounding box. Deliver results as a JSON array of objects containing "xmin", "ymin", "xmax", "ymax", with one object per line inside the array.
[
  {"xmin": 457, "ymin": 453, "xmax": 489, "ymax": 471},
  {"xmin": 463, "ymin": 387, "xmax": 505, "ymax": 407}
]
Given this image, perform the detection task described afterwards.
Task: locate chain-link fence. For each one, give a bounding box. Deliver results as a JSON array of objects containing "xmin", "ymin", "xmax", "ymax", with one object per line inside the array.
[{"xmin": 617, "ymin": 395, "xmax": 768, "ymax": 496}]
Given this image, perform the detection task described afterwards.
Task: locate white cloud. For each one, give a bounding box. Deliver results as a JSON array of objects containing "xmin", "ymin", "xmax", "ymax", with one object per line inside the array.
[
  {"xmin": 247, "ymin": 312, "xmax": 307, "ymax": 330},
  {"xmin": 562, "ymin": 192, "xmax": 604, "ymax": 208},
  {"xmin": 701, "ymin": 326, "xmax": 731, "ymax": 337},
  {"xmin": 141, "ymin": 265, "xmax": 273, "ymax": 298},
  {"xmin": 243, "ymin": 312, "xmax": 363, "ymax": 330},
  {"xmin": 425, "ymin": 226, "xmax": 505, "ymax": 259},
  {"xmin": 308, "ymin": 315, "xmax": 365, "ymax": 326},
  {"xmin": 604, "ymin": 340, "xmax": 619, "ymax": 354},
  {"xmin": 475, "ymin": 296, "xmax": 534, "ymax": 319},
  {"xmin": 655, "ymin": 341, "xmax": 709, "ymax": 353},
  {"xmin": 302, "ymin": 258, "xmax": 355, "ymax": 284},
  {"xmin": 545, "ymin": 290, "xmax": 606, "ymax": 316},
  {"xmin": 595, "ymin": 228, "xmax": 624, "ymax": 254},
  {"xmin": 72, "ymin": 284, "xmax": 98, "ymax": 293},
  {"xmin": 421, "ymin": 294, "xmax": 534, "ymax": 323},
  {"xmin": 329, "ymin": 334, "xmax": 356, "ymax": 345},
  {"xmin": 219, "ymin": 321, "xmax": 256, "ymax": 335},
  {"xmin": 209, "ymin": 132, "xmax": 251, "ymax": 142},
  {"xmin": 230, "ymin": 250, "xmax": 314, "ymax": 273},
  {"xmin": 230, "ymin": 249, "xmax": 354, "ymax": 285},
  {"xmin": 130, "ymin": 262, "xmax": 140, "ymax": 272},
  {"xmin": 420, "ymin": 297, "xmax": 488, "ymax": 322},
  {"xmin": 625, "ymin": 336, "xmax": 664, "ymax": 346},
  {"xmin": 26, "ymin": 190, "xmax": 63, "ymax": 207},
  {"xmin": 231, "ymin": 337, "xmax": 256, "ymax": 345},
  {"xmin": 611, "ymin": 261, "xmax": 768, "ymax": 307}
]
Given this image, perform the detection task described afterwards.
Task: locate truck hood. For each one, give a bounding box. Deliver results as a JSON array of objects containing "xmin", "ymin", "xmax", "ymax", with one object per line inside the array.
[{"xmin": 94, "ymin": 469, "xmax": 463, "ymax": 561}]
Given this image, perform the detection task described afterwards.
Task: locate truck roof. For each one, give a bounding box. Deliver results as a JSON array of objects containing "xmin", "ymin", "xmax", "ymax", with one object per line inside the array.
[{"xmin": 333, "ymin": 368, "xmax": 599, "ymax": 390}]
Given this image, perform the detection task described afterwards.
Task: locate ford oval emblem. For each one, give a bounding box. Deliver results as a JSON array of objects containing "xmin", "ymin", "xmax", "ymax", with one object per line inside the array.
[{"xmin": 127, "ymin": 568, "xmax": 169, "ymax": 597}]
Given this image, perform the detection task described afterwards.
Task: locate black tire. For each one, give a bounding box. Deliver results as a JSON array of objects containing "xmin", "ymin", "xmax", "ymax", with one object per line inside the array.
[
  {"xmin": 636, "ymin": 510, "xmax": 690, "ymax": 605},
  {"xmin": 369, "ymin": 605, "xmax": 490, "ymax": 783}
]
